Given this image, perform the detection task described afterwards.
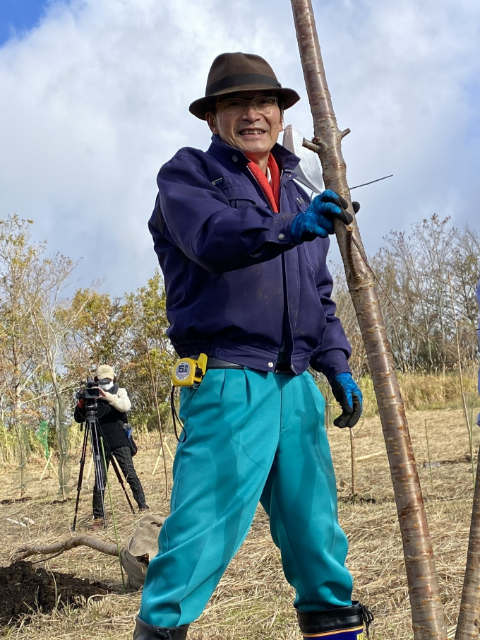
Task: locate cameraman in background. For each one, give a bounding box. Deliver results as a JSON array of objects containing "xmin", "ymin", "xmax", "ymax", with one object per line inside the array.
[{"xmin": 74, "ymin": 364, "xmax": 149, "ymax": 527}]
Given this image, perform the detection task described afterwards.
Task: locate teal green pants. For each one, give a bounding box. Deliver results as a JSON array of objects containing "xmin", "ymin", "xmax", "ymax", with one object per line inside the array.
[{"xmin": 139, "ymin": 369, "xmax": 353, "ymax": 627}]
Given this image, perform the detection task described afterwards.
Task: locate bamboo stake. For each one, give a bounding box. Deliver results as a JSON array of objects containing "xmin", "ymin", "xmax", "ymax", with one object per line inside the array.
[
  {"xmin": 152, "ymin": 450, "xmax": 162, "ymax": 477},
  {"xmin": 355, "ymin": 451, "xmax": 384, "ymax": 462},
  {"xmin": 40, "ymin": 452, "xmax": 58, "ymax": 481},
  {"xmin": 86, "ymin": 452, "xmax": 93, "ymax": 481},
  {"xmin": 448, "ymin": 275, "xmax": 475, "ymax": 489},
  {"xmin": 144, "ymin": 337, "xmax": 169, "ymax": 497},
  {"xmin": 163, "ymin": 439, "xmax": 174, "ymax": 461},
  {"xmin": 39, "ymin": 453, "xmax": 51, "ymax": 481},
  {"xmin": 349, "ymin": 428, "xmax": 356, "ymax": 496},
  {"xmin": 101, "ymin": 437, "xmax": 126, "ymax": 591},
  {"xmin": 290, "ymin": 2, "xmax": 446, "ymax": 637},
  {"xmin": 152, "ymin": 442, "xmax": 175, "ymax": 476},
  {"xmin": 424, "ymin": 419, "xmax": 434, "ymax": 492}
]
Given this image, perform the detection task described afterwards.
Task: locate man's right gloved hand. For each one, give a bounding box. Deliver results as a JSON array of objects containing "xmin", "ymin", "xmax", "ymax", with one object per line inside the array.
[{"xmin": 291, "ymin": 189, "xmax": 353, "ymax": 243}]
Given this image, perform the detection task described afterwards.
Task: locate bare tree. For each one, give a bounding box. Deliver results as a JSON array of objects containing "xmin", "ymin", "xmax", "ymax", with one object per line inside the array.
[
  {"xmin": 0, "ymin": 216, "xmax": 46, "ymax": 494},
  {"xmin": 25, "ymin": 252, "xmax": 81, "ymax": 499},
  {"xmin": 333, "ymin": 218, "xmax": 480, "ymax": 378},
  {"xmin": 290, "ymin": 2, "xmax": 447, "ymax": 637}
]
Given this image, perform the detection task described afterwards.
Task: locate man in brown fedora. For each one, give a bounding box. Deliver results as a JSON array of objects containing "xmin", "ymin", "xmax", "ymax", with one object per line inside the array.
[{"xmin": 134, "ymin": 53, "xmax": 370, "ymax": 640}]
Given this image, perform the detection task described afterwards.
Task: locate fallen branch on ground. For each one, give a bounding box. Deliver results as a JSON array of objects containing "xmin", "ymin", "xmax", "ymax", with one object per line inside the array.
[
  {"xmin": 13, "ymin": 535, "xmax": 118, "ymax": 561},
  {"xmin": 12, "ymin": 513, "xmax": 165, "ymax": 589}
]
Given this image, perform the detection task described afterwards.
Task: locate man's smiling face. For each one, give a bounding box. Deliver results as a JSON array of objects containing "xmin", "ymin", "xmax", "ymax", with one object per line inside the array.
[{"xmin": 206, "ymin": 91, "xmax": 283, "ymax": 164}]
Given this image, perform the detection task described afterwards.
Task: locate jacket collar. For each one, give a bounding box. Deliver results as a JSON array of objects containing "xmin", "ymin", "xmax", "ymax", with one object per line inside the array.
[{"xmin": 207, "ymin": 134, "xmax": 301, "ymax": 174}]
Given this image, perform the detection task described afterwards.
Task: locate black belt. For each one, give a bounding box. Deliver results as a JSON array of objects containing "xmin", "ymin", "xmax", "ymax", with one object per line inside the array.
[
  {"xmin": 205, "ymin": 357, "xmax": 243, "ymax": 369},
  {"xmin": 190, "ymin": 356, "xmax": 292, "ymax": 373}
]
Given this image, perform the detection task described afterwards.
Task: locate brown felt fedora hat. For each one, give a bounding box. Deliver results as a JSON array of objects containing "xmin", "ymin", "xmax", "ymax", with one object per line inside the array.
[{"xmin": 189, "ymin": 52, "xmax": 300, "ymax": 120}]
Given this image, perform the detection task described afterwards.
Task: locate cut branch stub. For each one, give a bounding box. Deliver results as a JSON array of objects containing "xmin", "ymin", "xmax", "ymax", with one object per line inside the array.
[{"xmin": 303, "ymin": 138, "xmax": 324, "ymax": 154}]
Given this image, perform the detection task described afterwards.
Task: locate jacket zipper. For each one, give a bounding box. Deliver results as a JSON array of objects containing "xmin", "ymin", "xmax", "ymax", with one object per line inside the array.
[{"xmin": 245, "ymin": 166, "xmax": 296, "ymax": 374}]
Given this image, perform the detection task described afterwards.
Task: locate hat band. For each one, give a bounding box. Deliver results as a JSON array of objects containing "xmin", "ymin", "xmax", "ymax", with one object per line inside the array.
[{"xmin": 206, "ymin": 73, "xmax": 281, "ymax": 97}]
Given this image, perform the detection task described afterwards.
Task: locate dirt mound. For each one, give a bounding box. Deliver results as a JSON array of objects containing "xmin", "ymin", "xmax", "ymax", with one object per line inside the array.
[{"xmin": 0, "ymin": 561, "xmax": 112, "ymax": 627}]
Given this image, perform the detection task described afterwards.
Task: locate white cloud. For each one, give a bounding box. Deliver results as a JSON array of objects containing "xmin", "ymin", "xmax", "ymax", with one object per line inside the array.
[{"xmin": 1, "ymin": 0, "xmax": 479, "ymax": 295}]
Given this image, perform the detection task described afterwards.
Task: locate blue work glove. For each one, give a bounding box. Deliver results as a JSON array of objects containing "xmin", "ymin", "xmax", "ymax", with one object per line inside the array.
[
  {"xmin": 291, "ymin": 189, "xmax": 353, "ymax": 243},
  {"xmin": 477, "ymin": 412, "xmax": 480, "ymax": 427},
  {"xmin": 330, "ymin": 372, "xmax": 363, "ymax": 428}
]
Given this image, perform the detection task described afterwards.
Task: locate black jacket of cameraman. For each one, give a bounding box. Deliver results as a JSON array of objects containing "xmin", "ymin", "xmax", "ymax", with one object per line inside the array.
[{"xmin": 74, "ymin": 384, "xmax": 131, "ymax": 453}]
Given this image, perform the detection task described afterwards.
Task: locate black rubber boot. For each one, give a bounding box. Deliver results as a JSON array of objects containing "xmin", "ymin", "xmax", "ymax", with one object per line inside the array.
[
  {"xmin": 133, "ymin": 616, "xmax": 189, "ymax": 640},
  {"xmin": 296, "ymin": 601, "xmax": 373, "ymax": 639}
]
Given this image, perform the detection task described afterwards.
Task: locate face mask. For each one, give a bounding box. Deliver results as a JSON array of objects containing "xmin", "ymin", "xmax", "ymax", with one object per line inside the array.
[{"xmin": 97, "ymin": 378, "xmax": 114, "ymax": 391}]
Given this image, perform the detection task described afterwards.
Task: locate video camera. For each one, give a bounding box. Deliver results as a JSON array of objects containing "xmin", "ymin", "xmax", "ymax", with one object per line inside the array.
[{"xmin": 76, "ymin": 377, "xmax": 100, "ymax": 404}]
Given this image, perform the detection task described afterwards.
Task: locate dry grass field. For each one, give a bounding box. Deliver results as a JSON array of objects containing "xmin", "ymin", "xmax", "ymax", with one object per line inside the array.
[{"xmin": 1, "ymin": 407, "xmax": 480, "ymax": 640}]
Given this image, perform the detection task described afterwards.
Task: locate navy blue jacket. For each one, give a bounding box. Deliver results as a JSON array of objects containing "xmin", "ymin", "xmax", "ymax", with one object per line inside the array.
[{"xmin": 149, "ymin": 135, "xmax": 352, "ymax": 380}]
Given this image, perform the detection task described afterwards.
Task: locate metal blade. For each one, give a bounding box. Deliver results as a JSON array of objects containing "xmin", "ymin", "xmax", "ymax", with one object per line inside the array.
[{"xmin": 282, "ymin": 124, "xmax": 324, "ymax": 193}]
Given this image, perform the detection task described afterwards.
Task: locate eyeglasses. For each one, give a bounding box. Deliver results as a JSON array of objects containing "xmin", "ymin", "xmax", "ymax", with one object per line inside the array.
[{"xmin": 216, "ymin": 95, "xmax": 279, "ymax": 114}]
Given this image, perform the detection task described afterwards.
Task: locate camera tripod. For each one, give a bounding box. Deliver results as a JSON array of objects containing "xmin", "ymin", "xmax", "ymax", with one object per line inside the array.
[{"xmin": 72, "ymin": 399, "xmax": 136, "ymax": 531}]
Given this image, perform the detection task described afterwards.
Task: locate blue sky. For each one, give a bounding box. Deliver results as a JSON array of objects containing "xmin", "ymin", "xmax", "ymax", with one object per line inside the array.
[
  {"xmin": 0, "ymin": 0, "xmax": 479, "ymax": 296},
  {"xmin": 0, "ymin": 0, "xmax": 50, "ymax": 44}
]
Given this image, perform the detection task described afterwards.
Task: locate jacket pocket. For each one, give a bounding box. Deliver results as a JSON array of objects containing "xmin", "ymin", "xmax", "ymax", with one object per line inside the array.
[
  {"xmin": 302, "ymin": 243, "xmax": 320, "ymax": 273},
  {"xmin": 215, "ymin": 177, "xmax": 265, "ymax": 209},
  {"xmin": 178, "ymin": 369, "xmax": 225, "ymax": 426}
]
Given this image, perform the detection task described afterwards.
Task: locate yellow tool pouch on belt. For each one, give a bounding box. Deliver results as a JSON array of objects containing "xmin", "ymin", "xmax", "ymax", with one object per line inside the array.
[{"xmin": 172, "ymin": 354, "xmax": 208, "ymax": 388}]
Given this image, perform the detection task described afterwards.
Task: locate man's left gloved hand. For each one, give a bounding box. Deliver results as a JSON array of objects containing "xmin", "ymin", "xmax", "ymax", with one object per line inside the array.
[
  {"xmin": 330, "ymin": 373, "xmax": 363, "ymax": 428},
  {"xmin": 291, "ymin": 189, "xmax": 353, "ymax": 243}
]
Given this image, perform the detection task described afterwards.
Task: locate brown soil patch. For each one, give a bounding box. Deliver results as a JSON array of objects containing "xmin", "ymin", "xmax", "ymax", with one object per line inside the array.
[{"xmin": 0, "ymin": 561, "xmax": 112, "ymax": 627}]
